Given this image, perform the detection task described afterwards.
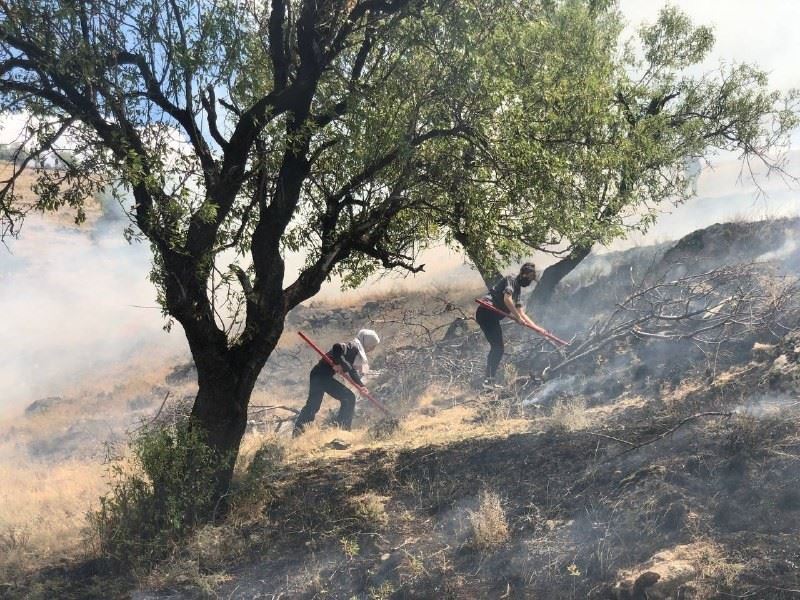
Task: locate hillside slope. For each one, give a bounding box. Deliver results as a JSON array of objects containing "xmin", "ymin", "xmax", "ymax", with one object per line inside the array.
[
  {"xmin": 131, "ymin": 218, "xmax": 800, "ymax": 599},
  {"xmin": 4, "ymin": 218, "xmax": 800, "ymax": 599}
]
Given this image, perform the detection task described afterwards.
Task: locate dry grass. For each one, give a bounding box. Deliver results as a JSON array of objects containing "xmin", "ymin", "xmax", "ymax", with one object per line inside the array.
[
  {"xmin": 242, "ymin": 378, "xmax": 534, "ymax": 466},
  {"xmin": 308, "ymin": 281, "xmax": 482, "ymax": 311},
  {"xmin": 285, "ymin": 421, "xmax": 365, "ymax": 459},
  {"xmin": 0, "ymin": 457, "xmax": 107, "ymax": 573},
  {"xmin": 693, "ymin": 540, "xmax": 744, "ymax": 589},
  {"xmin": 387, "ymin": 394, "xmax": 531, "ymax": 447},
  {"xmin": 549, "ymin": 396, "xmax": 591, "ymax": 431},
  {"xmin": 236, "ymin": 432, "xmax": 286, "ymax": 467},
  {"xmin": 144, "ymin": 555, "xmax": 232, "ymax": 598},
  {"xmin": 615, "ymin": 540, "xmax": 743, "ymax": 597},
  {"xmin": 368, "ymin": 581, "xmax": 397, "ymax": 600},
  {"xmin": 0, "ymin": 160, "xmax": 103, "ymax": 228},
  {"xmin": 309, "ymin": 282, "xmax": 412, "ymax": 309},
  {"xmin": 0, "ymin": 346, "xmax": 192, "ymax": 580},
  {"xmin": 140, "ymin": 523, "xmax": 249, "ymax": 593},
  {"xmin": 661, "ymin": 378, "xmax": 705, "ymax": 406},
  {"xmin": 467, "ymin": 489, "xmax": 509, "ymax": 551},
  {"xmin": 349, "ymin": 493, "xmax": 390, "ymax": 528},
  {"xmin": 263, "ymin": 400, "xmax": 533, "ymax": 466},
  {"xmin": 580, "ymin": 394, "xmax": 647, "ymax": 422}
]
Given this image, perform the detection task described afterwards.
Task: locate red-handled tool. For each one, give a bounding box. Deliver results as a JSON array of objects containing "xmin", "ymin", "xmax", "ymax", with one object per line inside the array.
[
  {"xmin": 298, "ymin": 331, "xmax": 392, "ymax": 416},
  {"xmin": 475, "ymin": 298, "xmax": 569, "ymax": 347}
]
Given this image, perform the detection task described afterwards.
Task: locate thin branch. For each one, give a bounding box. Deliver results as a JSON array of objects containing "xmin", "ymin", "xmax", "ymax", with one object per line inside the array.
[{"xmin": 612, "ymin": 412, "xmax": 733, "ymax": 458}]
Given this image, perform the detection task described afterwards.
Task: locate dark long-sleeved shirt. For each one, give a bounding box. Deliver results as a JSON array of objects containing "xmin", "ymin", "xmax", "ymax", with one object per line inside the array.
[{"xmin": 314, "ymin": 341, "xmax": 364, "ymax": 386}]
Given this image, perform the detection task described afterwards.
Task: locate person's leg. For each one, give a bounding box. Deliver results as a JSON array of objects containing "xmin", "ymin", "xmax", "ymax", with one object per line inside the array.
[
  {"xmin": 324, "ymin": 378, "xmax": 357, "ymax": 430},
  {"xmin": 293, "ymin": 370, "xmax": 326, "ymax": 436},
  {"xmin": 476, "ymin": 307, "xmax": 504, "ymax": 381},
  {"xmin": 486, "ymin": 319, "xmax": 504, "ymax": 380}
]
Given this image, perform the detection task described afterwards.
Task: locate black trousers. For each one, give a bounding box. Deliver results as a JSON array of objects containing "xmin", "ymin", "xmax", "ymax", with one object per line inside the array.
[
  {"xmin": 294, "ymin": 365, "xmax": 356, "ymax": 433},
  {"xmin": 476, "ymin": 305, "xmax": 504, "ymax": 379}
]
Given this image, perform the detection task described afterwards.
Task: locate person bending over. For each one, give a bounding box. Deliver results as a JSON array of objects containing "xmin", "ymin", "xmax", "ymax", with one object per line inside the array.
[
  {"xmin": 293, "ymin": 329, "xmax": 380, "ymax": 436},
  {"xmin": 475, "ymin": 262, "xmax": 537, "ymax": 388}
]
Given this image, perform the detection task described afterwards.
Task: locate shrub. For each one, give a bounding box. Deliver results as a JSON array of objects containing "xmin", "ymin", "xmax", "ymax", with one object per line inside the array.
[
  {"xmin": 467, "ymin": 490, "xmax": 509, "ymax": 551},
  {"xmin": 88, "ymin": 421, "xmax": 222, "ymax": 569},
  {"xmin": 350, "ymin": 493, "xmax": 390, "ymax": 529},
  {"xmin": 230, "ymin": 438, "xmax": 286, "ymax": 517},
  {"xmin": 549, "ymin": 397, "xmax": 590, "ymax": 431}
]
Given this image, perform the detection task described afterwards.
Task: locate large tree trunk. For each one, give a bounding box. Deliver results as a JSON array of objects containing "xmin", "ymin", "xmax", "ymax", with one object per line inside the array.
[
  {"xmin": 529, "ymin": 246, "xmax": 592, "ymax": 311},
  {"xmin": 189, "ymin": 366, "xmax": 254, "ymax": 501},
  {"xmin": 183, "ymin": 319, "xmax": 283, "ymax": 509}
]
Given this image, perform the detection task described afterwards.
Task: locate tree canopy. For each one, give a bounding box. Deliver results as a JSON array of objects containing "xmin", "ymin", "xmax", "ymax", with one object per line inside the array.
[
  {"xmin": 413, "ymin": 3, "xmax": 798, "ymax": 293},
  {"xmin": 1, "ymin": 0, "xmax": 796, "ymax": 500}
]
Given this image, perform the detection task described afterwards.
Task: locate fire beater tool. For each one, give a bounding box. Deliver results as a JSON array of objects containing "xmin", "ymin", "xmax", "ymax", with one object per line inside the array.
[
  {"xmin": 475, "ymin": 298, "xmax": 569, "ymax": 347},
  {"xmin": 298, "ymin": 331, "xmax": 392, "ymax": 416}
]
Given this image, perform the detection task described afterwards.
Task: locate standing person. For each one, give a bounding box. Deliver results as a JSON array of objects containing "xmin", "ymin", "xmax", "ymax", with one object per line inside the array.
[
  {"xmin": 475, "ymin": 262, "xmax": 538, "ymax": 388},
  {"xmin": 293, "ymin": 329, "xmax": 380, "ymax": 436}
]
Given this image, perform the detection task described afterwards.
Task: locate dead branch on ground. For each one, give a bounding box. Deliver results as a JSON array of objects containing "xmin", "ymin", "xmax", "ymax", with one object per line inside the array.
[
  {"xmin": 589, "ymin": 411, "xmax": 733, "ymax": 459},
  {"xmin": 540, "ymin": 264, "xmax": 800, "ymax": 380}
]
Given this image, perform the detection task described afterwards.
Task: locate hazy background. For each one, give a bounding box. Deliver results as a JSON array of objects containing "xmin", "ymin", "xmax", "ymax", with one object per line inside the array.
[{"xmin": 1, "ymin": 0, "xmax": 799, "ymax": 414}]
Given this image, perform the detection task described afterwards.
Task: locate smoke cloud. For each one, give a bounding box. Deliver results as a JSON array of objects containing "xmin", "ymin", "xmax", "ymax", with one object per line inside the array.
[
  {"xmin": 0, "ymin": 215, "xmax": 187, "ymax": 416},
  {"xmin": 1, "ymin": 147, "xmax": 796, "ymax": 416}
]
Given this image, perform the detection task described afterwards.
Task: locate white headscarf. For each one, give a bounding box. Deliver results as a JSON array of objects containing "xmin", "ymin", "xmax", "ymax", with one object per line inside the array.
[{"xmin": 352, "ymin": 329, "xmax": 380, "ymax": 374}]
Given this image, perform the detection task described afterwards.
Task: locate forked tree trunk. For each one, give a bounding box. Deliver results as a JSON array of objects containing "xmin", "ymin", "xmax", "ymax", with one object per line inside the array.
[
  {"xmin": 184, "ymin": 324, "xmax": 282, "ymax": 509},
  {"xmin": 529, "ymin": 246, "xmax": 591, "ymax": 311}
]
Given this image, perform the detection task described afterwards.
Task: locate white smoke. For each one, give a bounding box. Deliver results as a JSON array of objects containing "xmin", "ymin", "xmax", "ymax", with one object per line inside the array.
[
  {"xmin": 734, "ymin": 394, "xmax": 800, "ymax": 418},
  {"xmin": 0, "ymin": 215, "xmax": 187, "ymax": 415}
]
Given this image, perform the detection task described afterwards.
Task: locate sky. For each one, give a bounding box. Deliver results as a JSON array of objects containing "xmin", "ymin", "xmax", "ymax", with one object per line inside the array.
[
  {"xmin": 1, "ymin": 0, "xmax": 799, "ymax": 412},
  {"xmin": 619, "ymin": 1, "xmax": 800, "ymax": 93}
]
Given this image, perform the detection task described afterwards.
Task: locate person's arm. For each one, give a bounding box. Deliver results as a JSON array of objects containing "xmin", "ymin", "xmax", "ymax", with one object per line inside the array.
[
  {"xmin": 503, "ymin": 292, "xmax": 526, "ymax": 322},
  {"xmin": 330, "ymin": 343, "xmax": 365, "ymax": 386},
  {"xmin": 516, "ymin": 305, "xmax": 537, "ymax": 328},
  {"xmin": 503, "ymin": 292, "xmax": 537, "ymax": 327}
]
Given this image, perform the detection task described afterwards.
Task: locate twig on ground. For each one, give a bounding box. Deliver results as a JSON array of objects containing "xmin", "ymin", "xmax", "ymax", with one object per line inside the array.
[
  {"xmin": 600, "ymin": 412, "xmax": 733, "ymax": 459},
  {"xmin": 250, "ymin": 404, "xmax": 300, "ymax": 415},
  {"xmin": 587, "ymin": 431, "xmax": 636, "ymax": 447}
]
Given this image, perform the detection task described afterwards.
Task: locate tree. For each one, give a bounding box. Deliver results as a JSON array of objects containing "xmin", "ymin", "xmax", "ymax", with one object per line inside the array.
[
  {"xmin": 0, "ymin": 0, "xmax": 541, "ymax": 500},
  {"xmin": 421, "ymin": 3, "xmax": 798, "ymax": 303},
  {"xmin": 2, "ymin": 0, "xmax": 794, "ymax": 508}
]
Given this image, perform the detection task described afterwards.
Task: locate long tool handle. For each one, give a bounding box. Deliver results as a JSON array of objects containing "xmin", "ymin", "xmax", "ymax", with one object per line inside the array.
[
  {"xmin": 297, "ymin": 331, "xmax": 392, "ymax": 416},
  {"xmin": 475, "ymin": 298, "xmax": 569, "ymax": 347}
]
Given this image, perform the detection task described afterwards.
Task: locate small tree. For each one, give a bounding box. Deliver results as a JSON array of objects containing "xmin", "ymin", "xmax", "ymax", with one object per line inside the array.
[
  {"xmin": 0, "ymin": 0, "xmax": 538, "ymax": 502},
  {"xmin": 425, "ymin": 4, "xmax": 798, "ymax": 298}
]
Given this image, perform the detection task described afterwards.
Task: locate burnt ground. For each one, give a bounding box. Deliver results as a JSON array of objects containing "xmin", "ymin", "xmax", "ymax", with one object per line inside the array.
[
  {"xmin": 6, "ymin": 218, "xmax": 800, "ymax": 599},
  {"xmin": 128, "ymin": 359, "xmax": 800, "ymax": 600}
]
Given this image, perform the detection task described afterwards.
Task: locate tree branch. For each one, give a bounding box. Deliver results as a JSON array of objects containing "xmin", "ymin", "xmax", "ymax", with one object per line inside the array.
[
  {"xmin": 201, "ymin": 85, "xmax": 228, "ymax": 150},
  {"xmin": 269, "ymin": 0, "xmax": 289, "ymax": 89}
]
